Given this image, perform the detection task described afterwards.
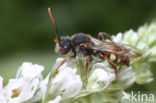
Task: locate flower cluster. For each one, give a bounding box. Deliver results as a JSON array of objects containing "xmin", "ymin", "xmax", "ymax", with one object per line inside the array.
[
  {"xmin": 0, "ymin": 23, "xmax": 156, "ymax": 103},
  {"xmin": 0, "ymin": 62, "xmax": 45, "ymax": 103},
  {"xmin": 113, "ymin": 23, "xmax": 156, "ymax": 84}
]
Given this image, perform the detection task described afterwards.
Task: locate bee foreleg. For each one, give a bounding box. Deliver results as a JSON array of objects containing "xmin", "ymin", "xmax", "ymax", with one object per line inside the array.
[
  {"xmin": 84, "ymin": 55, "xmax": 93, "ymax": 88},
  {"xmin": 104, "ymin": 56, "xmax": 118, "ymax": 81},
  {"xmin": 52, "ymin": 55, "xmax": 75, "ymax": 78},
  {"xmin": 98, "ymin": 32, "xmax": 114, "ymax": 42}
]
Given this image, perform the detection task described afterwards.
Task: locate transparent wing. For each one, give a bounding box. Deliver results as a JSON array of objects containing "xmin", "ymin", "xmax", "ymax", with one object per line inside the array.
[{"xmin": 90, "ymin": 37, "xmax": 142, "ymax": 58}]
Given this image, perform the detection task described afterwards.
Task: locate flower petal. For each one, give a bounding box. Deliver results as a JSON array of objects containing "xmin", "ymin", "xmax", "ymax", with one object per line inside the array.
[
  {"xmin": 0, "ymin": 76, "xmax": 3, "ymax": 90},
  {"xmin": 16, "ymin": 62, "xmax": 44, "ymax": 81},
  {"xmin": 47, "ymin": 96, "xmax": 62, "ymax": 103},
  {"xmin": 49, "ymin": 67, "xmax": 82, "ymax": 100},
  {"xmin": 87, "ymin": 63, "xmax": 115, "ymax": 91},
  {"xmin": 6, "ymin": 78, "xmax": 39, "ymax": 103}
]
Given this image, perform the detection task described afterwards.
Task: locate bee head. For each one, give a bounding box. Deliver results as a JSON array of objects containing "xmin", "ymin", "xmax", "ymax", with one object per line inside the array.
[{"xmin": 55, "ymin": 37, "xmax": 72, "ymax": 55}]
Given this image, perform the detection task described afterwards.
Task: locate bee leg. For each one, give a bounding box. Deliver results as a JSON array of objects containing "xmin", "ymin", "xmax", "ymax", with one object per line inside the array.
[
  {"xmin": 52, "ymin": 55, "xmax": 75, "ymax": 78},
  {"xmin": 98, "ymin": 32, "xmax": 114, "ymax": 42},
  {"xmin": 126, "ymin": 58, "xmax": 130, "ymax": 66},
  {"xmin": 104, "ymin": 56, "xmax": 118, "ymax": 81},
  {"xmin": 79, "ymin": 43, "xmax": 88, "ymax": 48},
  {"xmin": 84, "ymin": 55, "xmax": 93, "ymax": 88}
]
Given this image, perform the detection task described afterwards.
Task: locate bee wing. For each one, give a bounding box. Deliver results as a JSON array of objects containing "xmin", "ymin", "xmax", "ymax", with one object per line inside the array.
[
  {"xmin": 90, "ymin": 37, "xmax": 141, "ymax": 58},
  {"xmin": 116, "ymin": 43, "xmax": 142, "ymax": 58}
]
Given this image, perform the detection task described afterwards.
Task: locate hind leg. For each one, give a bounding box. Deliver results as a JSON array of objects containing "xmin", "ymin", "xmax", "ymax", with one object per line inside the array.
[
  {"xmin": 84, "ymin": 55, "xmax": 93, "ymax": 88},
  {"xmin": 98, "ymin": 32, "xmax": 114, "ymax": 42},
  {"xmin": 104, "ymin": 56, "xmax": 118, "ymax": 81}
]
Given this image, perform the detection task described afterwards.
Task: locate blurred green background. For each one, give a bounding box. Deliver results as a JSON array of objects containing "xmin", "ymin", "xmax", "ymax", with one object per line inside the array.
[{"xmin": 0, "ymin": 0, "xmax": 156, "ymax": 95}]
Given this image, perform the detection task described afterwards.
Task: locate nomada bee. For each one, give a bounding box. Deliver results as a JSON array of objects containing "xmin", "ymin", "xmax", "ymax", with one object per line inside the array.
[{"xmin": 48, "ymin": 8, "xmax": 142, "ymax": 86}]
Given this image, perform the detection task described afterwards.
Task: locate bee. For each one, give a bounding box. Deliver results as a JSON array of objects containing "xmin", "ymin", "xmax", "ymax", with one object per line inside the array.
[{"xmin": 48, "ymin": 8, "xmax": 142, "ymax": 86}]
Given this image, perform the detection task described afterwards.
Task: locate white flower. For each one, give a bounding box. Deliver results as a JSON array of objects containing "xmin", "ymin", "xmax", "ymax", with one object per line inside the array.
[
  {"xmin": 112, "ymin": 33, "xmax": 123, "ymax": 43},
  {"xmin": 16, "ymin": 62, "xmax": 45, "ymax": 102},
  {"xmin": 119, "ymin": 67, "xmax": 136, "ymax": 86},
  {"xmin": 123, "ymin": 29, "xmax": 139, "ymax": 46},
  {"xmin": 150, "ymin": 45, "xmax": 156, "ymax": 62},
  {"xmin": 87, "ymin": 63, "xmax": 115, "ymax": 91},
  {"xmin": 29, "ymin": 75, "xmax": 49, "ymax": 103},
  {"xmin": 134, "ymin": 63, "xmax": 153, "ymax": 84},
  {"xmin": 151, "ymin": 45, "xmax": 156, "ymax": 57},
  {"xmin": 1, "ymin": 62, "xmax": 46, "ymax": 103},
  {"xmin": 0, "ymin": 76, "xmax": 8, "ymax": 103},
  {"xmin": 49, "ymin": 58, "xmax": 82, "ymax": 100},
  {"xmin": 0, "ymin": 92, "xmax": 8, "ymax": 103},
  {"xmin": 50, "ymin": 68, "xmax": 82, "ymax": 100},
  {"xmin": 0, "ymin": 76, "xmax": 11, "ymax": 103},
  {"xmin": 109, "ymin": 67, "xmax": 136, "ymax": 90},
  {"xmin": 5, "ymin": 78, "xmax": 39, "ymax": 103},
  {"xmin": 16, "ymin": 62, "xmax": 44, "ymax": 81},
  {"xmin": 0, "ymin": 76, "xmax": 3, "ymax": 90},
  {"xmin": 138, "ymin": 23, "xmax": 156, "ymax": 47},
  {"xmin": 47, "ymin": 96, "xmax": 62, "ymax": 103}
]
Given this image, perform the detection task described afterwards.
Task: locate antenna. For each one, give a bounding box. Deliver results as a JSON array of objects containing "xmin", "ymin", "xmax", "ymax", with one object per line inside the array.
[{"xmin": 48, "ymin": 7, "xmax": 60, "ymax": 41}]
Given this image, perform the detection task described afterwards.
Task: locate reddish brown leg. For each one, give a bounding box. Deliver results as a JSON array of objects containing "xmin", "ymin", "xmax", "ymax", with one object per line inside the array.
[
  {"xmin": 104, "ymin": 56, "xmax": 118, "ymax": 81},
  {"xmin": 52, "ymin": 55, "xmax": 75, "ymax": 78},
  {"xmin": 84, "ymin": 55, "xmax": 92, "ymax": 88},
  {"xmin": 79, "ymin": 43, "xmax": 94, "ymax": 51},
  {"xmin": 126, "ymin": 58, "xmax": 130, "ymax": 66},
  {"xmin": 98, "ymin": 32, "xmax": 114, "ymax": 42},
  {"xmin": 115, "ymin": 55, "xmax": 119, "ymax": 63},
  {"xmin": 79, "ymin": 43, "xmax": 89, "ymax": 49}
]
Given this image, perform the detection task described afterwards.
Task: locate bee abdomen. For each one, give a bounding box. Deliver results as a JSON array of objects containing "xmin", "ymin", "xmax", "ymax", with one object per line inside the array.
[{"xmin": 114, "ymin": 56, "xmax": 130, "ymax": 66}]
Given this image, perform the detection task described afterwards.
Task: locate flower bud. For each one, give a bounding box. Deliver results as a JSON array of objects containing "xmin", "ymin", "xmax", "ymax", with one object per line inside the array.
[
  {"xmin": 108, "ymin": 67, "xmax": 136, "ymax": 90},
  {"xmin": 112, "ymin": 33, "xmax": 123, "ymax": 43},
  {"xmin": 87, "ymin": 63, "xmax": 115, "ymax": 91},
  {"xmin": 49, "ymin": 67, "xmax": 82, "ymax": 100},
  {"xmin": 150, "ymin": 45, "xmax": 156, "ymax": 62},
  {"xmin": 5, "ymin": 78, "xmax": 39, "ymax": 103},
  {"xmin": 133, "ymin": 63, "xmax": 153, "ymax": 84},
  {"xmin": 16, "ymin": 62, "xmax": 44, "ymax": 81},
  {"xmin": 138, "ymin": 23, "xmax": 156, "ymax": 47},
  {"xmin": 48, "ymin": 58, "xmax": 82, "ymax": 101},
  {"xmin": 123, "ymin": 30, "xmax": 139, "ymax": 47}
]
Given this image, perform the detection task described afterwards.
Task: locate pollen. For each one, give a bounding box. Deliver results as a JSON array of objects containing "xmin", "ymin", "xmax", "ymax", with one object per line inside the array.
[
  {"xmin": 110, "ymin": 54, "xmax": 116, "ymax": 61},
  {"xmin": 12, "ymin": 88, "xmax": 22, "ymax": 98}
]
